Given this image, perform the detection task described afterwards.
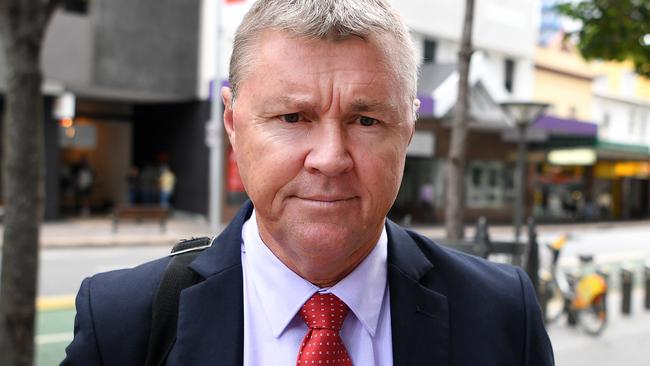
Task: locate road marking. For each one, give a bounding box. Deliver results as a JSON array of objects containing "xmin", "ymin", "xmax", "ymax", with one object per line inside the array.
[
  {"xmin": 36, "ymin": 332, "xmax": 73, "ymax": 345},
  {"xmin": 37, "ymin": 295, "xmax": 75, "ymax": 311}
]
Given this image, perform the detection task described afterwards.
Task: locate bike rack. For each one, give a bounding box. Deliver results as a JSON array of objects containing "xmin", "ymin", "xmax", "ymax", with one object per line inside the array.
[
  {"xmin": 621, "ymin": 267, "xmax": 634, "ymax": 316},
  {"xmin": 645, "ymin": 263, "xmax": 650, "ymax": 311}
]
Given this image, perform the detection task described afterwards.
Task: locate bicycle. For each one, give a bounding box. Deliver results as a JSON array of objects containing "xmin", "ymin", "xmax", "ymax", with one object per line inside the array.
[{"xmin": 540, "ymin": 234, "xmax": 608, "ymax": 336}]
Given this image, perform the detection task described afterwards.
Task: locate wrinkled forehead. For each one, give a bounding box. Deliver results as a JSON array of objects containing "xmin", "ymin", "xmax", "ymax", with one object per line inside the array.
[{"xmin": 237, "ymin": 29, "xmax": 409, "ymax": 98}]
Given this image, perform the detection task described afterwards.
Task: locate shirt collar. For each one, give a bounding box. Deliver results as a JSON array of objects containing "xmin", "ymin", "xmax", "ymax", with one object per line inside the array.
[{"xmin": 242, "ymin": 210, "xmax": 388, "ymax": 338}]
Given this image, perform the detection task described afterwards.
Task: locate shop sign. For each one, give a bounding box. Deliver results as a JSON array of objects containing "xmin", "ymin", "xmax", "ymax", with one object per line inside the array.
[
  {"xmin": 406, "ymin": 131, "xmax": 435, "ymax": 158},
  {"xmin": 547, "ymin": 148, "xmax": 597, "ymax": 166},
  {"xmin": 614, "ymin": 162, "xmax": 650, "ymax": 178},
  {"xmin": 596, "ymin": 161, "xmax": 650, "ymax": 178},
  {"xmin": 59, "ymin": 124, "xmax": 96, "ymax": 148},
  {"xmin": 595, "ymin": 162, "xmax": 616, "ymax": 179}
]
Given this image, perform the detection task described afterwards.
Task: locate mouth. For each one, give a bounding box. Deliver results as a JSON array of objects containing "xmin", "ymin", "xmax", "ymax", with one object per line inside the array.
[{"xmin": 293, "ymin": 196, "xmax": 358, "ymax": 204}]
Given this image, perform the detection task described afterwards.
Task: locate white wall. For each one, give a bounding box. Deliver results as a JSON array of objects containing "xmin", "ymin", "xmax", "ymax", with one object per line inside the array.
[
  {"xmin": 593, "ymin": 94, "xmax": 650, "ymax": 147},
  {"xmin": 407, "ymin": 0, "xmax": 539, "ymax": 100},
  {"xmin": 393, "ymin": 0, "xmax": 539, "ymax": 58},
  {"xmin": 199, "ymin": 0, "xmax": 540, "ymax": 101}
]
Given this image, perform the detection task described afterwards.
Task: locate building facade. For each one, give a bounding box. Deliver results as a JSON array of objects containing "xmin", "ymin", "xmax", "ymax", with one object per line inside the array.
[
  {"xmin": 9, "ymin": 0, "xmax": 609, "ymax": 226},
  {"xmin": 533, "ymin": 2, "xmax": 650, "ymax": 221},
  {"xmin": 388, "ymin": 0, "xmax": 542, "ymax": 224},
  {"xmin": 0, "ymin": 0, "xmax": 212, "ymax": 220}
]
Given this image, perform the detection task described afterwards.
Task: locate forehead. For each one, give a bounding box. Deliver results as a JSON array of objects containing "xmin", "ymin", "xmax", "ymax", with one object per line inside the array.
[{"xmin": 237, "ymin": 30, "xmax": 407, "ymax": 109}]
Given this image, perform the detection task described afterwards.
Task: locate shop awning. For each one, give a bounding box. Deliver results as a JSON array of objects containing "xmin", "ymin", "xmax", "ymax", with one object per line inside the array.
[
  {"xmin": 417, "ymin": 63, "xmax": 509, "ymax": 130},
  {"xmin": 533, "ymin": 115, "xmax": 598, "ymax": 137},
  {"xmin": 596, "ymin": 140, "xmax": 650, "ymax": 161}
]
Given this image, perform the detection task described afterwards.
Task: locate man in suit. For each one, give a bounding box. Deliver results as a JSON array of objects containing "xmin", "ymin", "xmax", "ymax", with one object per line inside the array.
[{"xmin": 63, "ymin": 0, "xmax": 554, "ymax": 365}]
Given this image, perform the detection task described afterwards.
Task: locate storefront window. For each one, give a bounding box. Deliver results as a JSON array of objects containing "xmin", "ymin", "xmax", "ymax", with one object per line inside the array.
[{"xmin": 465, "ymin": 161, "xmax": 507, "ymax": 208}]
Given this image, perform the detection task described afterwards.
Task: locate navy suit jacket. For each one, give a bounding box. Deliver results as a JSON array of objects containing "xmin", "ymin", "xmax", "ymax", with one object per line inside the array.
[{"xmin": 62, "ymin": 202, "xmax": 554, "ymax": 365}]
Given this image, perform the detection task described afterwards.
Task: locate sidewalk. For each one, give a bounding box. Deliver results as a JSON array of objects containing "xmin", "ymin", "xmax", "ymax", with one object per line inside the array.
[
  {"xmin": 20, "ymin": 213, "xmax": 650, "ymax": 249},
  {"xmin": 548, "ymin": 288, "xmax": 650, "ymax": 366},
  {"xmin": 410, "ymin": 218, "xmax": 650, "ymax": 241},
  {"xmin": 37, "ymin": 215, "xmax": 214, "ymax": 248}
]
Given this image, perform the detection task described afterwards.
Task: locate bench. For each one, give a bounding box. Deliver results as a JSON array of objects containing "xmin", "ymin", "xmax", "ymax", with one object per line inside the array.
[{"xmin": 112, "ymin": 205, "xmax": 169, "ymax": 232}]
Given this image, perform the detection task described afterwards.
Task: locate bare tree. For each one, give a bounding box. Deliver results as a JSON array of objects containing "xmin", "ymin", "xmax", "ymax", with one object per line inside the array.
[
  {"xmin": 0, "ymin": 0, "xmax": 61, "ymax": 365},
  {"xmin": 444, "ymin": 0, "xmax": 475, "ymax": 240}
]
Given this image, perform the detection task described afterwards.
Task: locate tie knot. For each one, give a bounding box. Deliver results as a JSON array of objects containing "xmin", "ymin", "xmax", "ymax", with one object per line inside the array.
[{"xmin": 299, "ymin": 293, "xmax": 349, "ymax": 331}]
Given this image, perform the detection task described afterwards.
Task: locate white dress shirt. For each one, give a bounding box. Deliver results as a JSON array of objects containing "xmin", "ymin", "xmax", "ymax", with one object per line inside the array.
[{"xmin": 241, "ymin": 211, "xmax": 393, "ymax": 365}]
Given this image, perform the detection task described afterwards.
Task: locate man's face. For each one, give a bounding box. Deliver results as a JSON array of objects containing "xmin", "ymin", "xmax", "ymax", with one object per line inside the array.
[{"xmin": 223, "ymin": 30, "xmax": 415, "ymax": 284}]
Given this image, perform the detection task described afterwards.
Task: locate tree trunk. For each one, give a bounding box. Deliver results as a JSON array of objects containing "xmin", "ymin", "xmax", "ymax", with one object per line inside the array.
[
  {"xmin": 0, "ymin": 1, "xmax": 59, "ymax": 365},
  {"xmin": 444, "ymin": 0, "xmax": 475, "ymax": 240}
]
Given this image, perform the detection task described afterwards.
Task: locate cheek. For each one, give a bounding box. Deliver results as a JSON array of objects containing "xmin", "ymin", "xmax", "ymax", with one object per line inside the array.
[
  {"xmin": 234, "ymin": 129, "xmax": 305, "ymax": 204},
  {"xmin": 355, "ymin": 140, "xmax": 407, "ymax": 204}
]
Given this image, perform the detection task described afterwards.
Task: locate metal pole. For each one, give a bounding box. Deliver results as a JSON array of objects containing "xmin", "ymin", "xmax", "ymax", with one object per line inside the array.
[
  {"xmin": 514, "ymin": 123, "xmax": 527, "ymax": 242},
  {"xmin": 208, "ymin": 0, "xmax": 225, "ymax": 233},
  {"xmin": 525, "ymin": 217, "xmax": 539, "ymax": 299},
  {"xmin": 644, "ymin": 263, "xmax": 650, "ymax": 310},
  {"xmin": 621, "ymin": 267, "xmax": 633, "ymax": 316}
]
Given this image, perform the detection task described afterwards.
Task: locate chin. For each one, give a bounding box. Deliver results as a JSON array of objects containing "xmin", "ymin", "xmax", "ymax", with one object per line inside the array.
[{"xmin": 290, "ymin": 220, "xmax": 377, "ymax": 254}]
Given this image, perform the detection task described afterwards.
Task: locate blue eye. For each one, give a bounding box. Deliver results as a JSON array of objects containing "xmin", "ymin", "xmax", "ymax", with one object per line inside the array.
[
  {"xmin": 281, "ymin": 113, "xmax": 300, "ymax": 123},
  {"xmin": 359, "ymin": 116, "xmax": 377, "ymax": 126}
]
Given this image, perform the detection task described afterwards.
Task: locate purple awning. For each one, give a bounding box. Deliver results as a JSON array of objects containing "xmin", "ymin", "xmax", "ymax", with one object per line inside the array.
[
  {"xmin": 534, "ymin": 115, "xmax": 598, "ymax": 137},
  {"xmin": 416, "ymin": 94, "xmax": 435, "ymax": 117},
  {"xmin": 208, "ymin": 79, "xmax": 231, "ymax": 100}
]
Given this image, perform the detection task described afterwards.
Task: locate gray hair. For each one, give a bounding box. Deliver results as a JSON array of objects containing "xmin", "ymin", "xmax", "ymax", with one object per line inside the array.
[{"xmin": 229, "ymin": 0, "xmax": 418, "ymax": 103}]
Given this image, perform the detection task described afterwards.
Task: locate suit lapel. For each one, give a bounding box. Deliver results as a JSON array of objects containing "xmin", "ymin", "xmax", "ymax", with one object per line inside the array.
[
  {"xmin": 167, "ymin": 204, "xmax": 449, "ymax": 365},
  {"xmin": 170, "ymin": 202, "xmax": 253, "ymax": 366},
  {"xmin": 387, "ymin": 220, "xmax": 450, "ymax": 366}
]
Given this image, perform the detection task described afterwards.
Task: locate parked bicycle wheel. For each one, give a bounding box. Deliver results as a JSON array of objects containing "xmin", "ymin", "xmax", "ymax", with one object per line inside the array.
[
  {"xmin": 577, "ymin": 294, "xmax": 607, "ymax": 336},
  {"xmin": 543, "ymin": 277, "xmax": 567, "ymax": 324}
]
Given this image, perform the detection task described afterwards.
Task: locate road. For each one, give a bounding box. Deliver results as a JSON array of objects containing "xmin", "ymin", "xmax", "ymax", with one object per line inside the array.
[
  {"xmin": 39, "ymin": 245, "xmax": 170, "ymax": 296},
  {"xmin": 37, "ymin": 245, "xmax": 169, "ymax": 366}
]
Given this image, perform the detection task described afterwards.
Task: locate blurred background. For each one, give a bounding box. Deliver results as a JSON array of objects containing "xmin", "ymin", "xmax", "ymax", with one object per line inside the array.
[{"xmin": 0, "ymin": 0, "xmax": 649, "ymax": 365}]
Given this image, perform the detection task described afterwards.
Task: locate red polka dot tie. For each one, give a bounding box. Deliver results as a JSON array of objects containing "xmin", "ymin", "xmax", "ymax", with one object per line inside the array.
[{"xmin": 296, "ymin": 293, "xmax": 352, "ymax": 365}]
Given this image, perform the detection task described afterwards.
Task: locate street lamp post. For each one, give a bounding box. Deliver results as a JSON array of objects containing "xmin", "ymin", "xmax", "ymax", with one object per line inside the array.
[
  {"xmin": 208, "ymin": 0, "xmax": 225, "ymax": 233},
  {"xmin": 499, "ymin": 101, "xmax": 550, "ymax": 242}
]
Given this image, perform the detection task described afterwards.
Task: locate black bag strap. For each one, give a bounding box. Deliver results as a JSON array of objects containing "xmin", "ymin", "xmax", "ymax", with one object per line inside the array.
[{"xmin": 144, "ymin": 236, "xmax": 214, "ymax": 366}]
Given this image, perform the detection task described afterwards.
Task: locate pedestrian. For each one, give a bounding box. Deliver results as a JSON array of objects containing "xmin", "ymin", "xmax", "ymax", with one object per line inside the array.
[
  {"xmin": 158, "ymin": 163, "xmax": 176, "ymax": 208},
  {"xmin": 139, "ymin": 163, "xmax": 159, "ymax": 204},
  {"xmin": 62, "ymin": 1, "xmax": 554, "ymax": 365},
  {"xmin": 126, "ymin": 166, "xmax": 140, "ymax": 204},
  {"xmin": 73, "ymin": 155, "xmax": 94, "ymax": 216}
]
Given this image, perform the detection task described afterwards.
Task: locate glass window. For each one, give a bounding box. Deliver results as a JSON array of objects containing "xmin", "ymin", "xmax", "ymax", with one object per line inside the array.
[
  {"xmin": 471, "ymin": 167, "xmax": 482, "ymax": 186},
  {"xmin": 64, "ymin": 0, "xmax": 89, "ymax": 14},
  {"xmin": 504, "ymin": 59, "xmax": 515, "ymax": 93},
  {"xmin": 488, "ymin": 169, "xmax": 498, "ymax": 187},
  {"xmin": 423, "ymin": 39, "xmax": 437, "ymax": 64}
]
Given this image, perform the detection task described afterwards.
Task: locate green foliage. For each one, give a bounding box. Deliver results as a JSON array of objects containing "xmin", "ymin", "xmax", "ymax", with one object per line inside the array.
[{"xmin": 555, "ymin": 0, "xmax": 650, "ymax": 77}]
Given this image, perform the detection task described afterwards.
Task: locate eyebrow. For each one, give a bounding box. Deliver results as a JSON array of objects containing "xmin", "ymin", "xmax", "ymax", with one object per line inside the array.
[
  {"xmin": 261, "ymin": 96, "xmax": 398, "ymax": 115},
  {"xmin": 273, "ymin": 96, "xmax": 316, "ymax": 110},
  {"xmin": 349, "ymin": 98, "xmax": 397, "ymax": 114}
]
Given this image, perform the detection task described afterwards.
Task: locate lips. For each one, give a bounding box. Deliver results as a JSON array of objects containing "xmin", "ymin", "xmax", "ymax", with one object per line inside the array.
[
  {"xmin": 298, "ymin": 196, "xmax": 355, "ymax": 202},
  {"xmin": 292, "ymin": 196, "xmax": 358, "ymax": 205}
]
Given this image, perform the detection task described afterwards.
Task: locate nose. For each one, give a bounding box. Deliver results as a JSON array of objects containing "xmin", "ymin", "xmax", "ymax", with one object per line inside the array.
[{"xmin": 304, "ymin": 122, "xmax": 353, "ymax": 177}]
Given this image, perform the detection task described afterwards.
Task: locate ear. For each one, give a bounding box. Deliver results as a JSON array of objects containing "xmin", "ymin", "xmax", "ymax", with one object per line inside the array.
[
  {"xmin": 407, "ymin": 98, "xmax": 420, "ymax": 144},
  {"xmin": 222, "ymin": 87, "xmax": 236, "ymax": 146}
]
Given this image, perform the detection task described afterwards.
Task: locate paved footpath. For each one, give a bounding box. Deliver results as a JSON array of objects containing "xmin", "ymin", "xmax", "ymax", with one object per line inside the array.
[{"xmin": 549, "ymin": 289, "xmax": 650, "ymax": 366}]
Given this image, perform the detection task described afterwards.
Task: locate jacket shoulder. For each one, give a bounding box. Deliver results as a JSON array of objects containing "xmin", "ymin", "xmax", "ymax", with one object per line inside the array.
[
  {"xmin": 403, "ymin": 228, "xmax": 522, "ymax": 293},
  {"xmin": 400, "ymin": 228, "xmax": 553, "ymax": 365},
  {"xmin": 65, "ymin": 256, "xmax": 171, "ymax": 365}
]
